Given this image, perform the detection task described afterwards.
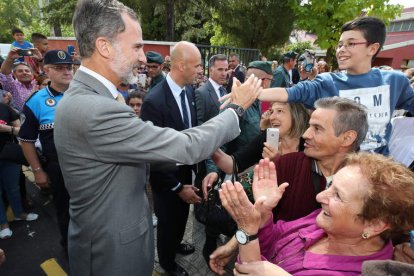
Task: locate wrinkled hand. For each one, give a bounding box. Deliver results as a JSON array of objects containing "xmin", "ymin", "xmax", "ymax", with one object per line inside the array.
[
  {"xmin": 234, "ymin": 261, "xmax": 291, "ymax": 276},
  {"xmin": 34, "ymin": 169, "xmax": 50, "ymax": 188},
  {"xmin": 202, "ymin": 172, "xmax": 218, "ymax": 200},
  {"xmin": 219, "ymin": 181, "xmax": 261, "ymax": 234},
  {"xmin": 262, "ymin": 142, "xmax": 279, "ymax": 160},
  {"xmin": 252, "ymin": 158, "xmax": 288, "ymax": 215},
  {"xmin": 209, "ymin": 241, "xmax": 238, "ymax": 275},
  {"xmin": 178, "ymin": 185, "xmax": 202, "ymax": 204},
  {"xmin": 220, "ymin": 74, "xmax": 262, "ymax": 110},
  {"xmin": 394, "ymin": 243, "xmax": 414, "ymax": 264}
]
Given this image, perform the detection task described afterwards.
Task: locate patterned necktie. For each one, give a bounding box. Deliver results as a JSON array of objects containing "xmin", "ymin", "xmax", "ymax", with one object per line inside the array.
[
  {"xmin": 180, "ymin": 89, "xmax": 189, "ymax": 129},
  {"xmin": 219, "ymin": 86, "xmax": 227, "ymax": 97},
  {"xmin": 115, "ymin": 93, "xmax": 125, "ymax": 104}
]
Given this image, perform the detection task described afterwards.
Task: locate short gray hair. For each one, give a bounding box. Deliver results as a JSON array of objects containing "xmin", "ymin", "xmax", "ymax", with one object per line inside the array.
[
  {"xmin": 314, "ymin": 97, "xmax": 368, "ymax": 151},
  {"xmin": 72, "ymin": 0, "xmax": 137, "ymax": 58}
]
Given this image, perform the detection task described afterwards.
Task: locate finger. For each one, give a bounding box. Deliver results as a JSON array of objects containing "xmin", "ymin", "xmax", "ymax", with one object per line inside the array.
[
  {"xmin": 234, "ymin": 182, "xmax": 252, "ymax": 207},
  {"xmin": 278, "ymin": 182, "xmax": 289, "ymax": 193},
  {"xmin": 218, "ymin": 93, "xmax": 231, "ymax": 103},
  {"xmin": 263, "ymin": 158, "xmax": 270, "ymax": 180},
  {"xmin": 220, "ymin": 97, "xmax": 232, "ymax": 110},
  {"xmin": 258, "ymin": 159, "xmax": 265, "ymax": 180},
  {"xmin": 269, "ymin": 160, "xmax": 277, "ymax": 183},
  {"xmin": 202, "ymin": 181, "xmax": 208, "ymax": 200},
  {"xmin": 253, "ymin": 164, "xmax": 260, "ymax": 184},
  {"xmin": 233, "ymin": 77, "xmax": 241, "ymax": 87},
  {"xmin": 191, "ymin": 186, "xmax": 200, "ymax": 192}
]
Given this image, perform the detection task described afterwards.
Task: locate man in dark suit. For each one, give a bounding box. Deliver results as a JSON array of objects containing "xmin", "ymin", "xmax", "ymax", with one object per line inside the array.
[
  {"xmin": 141, "ymin": 41, "xmax": 203, "ymax": 276},
  {"xmin": 226, "ymin": 53, "xmax": 245, "ymax": 92}
]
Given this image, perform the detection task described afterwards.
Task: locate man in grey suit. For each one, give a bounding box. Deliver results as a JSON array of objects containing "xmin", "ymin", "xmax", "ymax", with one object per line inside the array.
[
  {"xmin": 53, "ymin": 0, "xmax": 262, "ymax": 275},
  {"xmin": 195, "ymin": 54, "xmax": 228, "ymax": 126}
]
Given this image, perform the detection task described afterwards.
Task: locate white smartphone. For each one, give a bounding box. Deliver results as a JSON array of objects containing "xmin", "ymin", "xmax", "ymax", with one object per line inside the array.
[
  {"xmin": 138, "ymin": 74, "xmax": 147, "ymax": 87},
  {"xmin": 266, "ymin": 128, "xmax": 280, "ymax": 150}
]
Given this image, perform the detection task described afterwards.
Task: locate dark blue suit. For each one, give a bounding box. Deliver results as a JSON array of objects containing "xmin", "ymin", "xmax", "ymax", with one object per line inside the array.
[{"xmin": 141, "ymin": 79, "xmax": 196, "ymax": 271}]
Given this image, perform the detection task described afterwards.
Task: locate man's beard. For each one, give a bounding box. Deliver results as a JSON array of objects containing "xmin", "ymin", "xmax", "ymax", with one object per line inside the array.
[{"xmin": 110, "ymin": 43, "xmax": 137, "ymax": 84}]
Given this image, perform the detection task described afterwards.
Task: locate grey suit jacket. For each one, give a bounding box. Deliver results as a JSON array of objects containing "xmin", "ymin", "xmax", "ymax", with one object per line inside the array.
[
  {"xmin": 54, "ymin": 70, "xmax": 240, "ymax": 276},
  {"xmin": 194, "ymin": 80, "xmax": 221, "ymax": 126}
]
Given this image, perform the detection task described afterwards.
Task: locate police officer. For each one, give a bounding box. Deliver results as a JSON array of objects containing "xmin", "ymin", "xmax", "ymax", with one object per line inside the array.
[{"xmin": 19, "ymin": 50, "xmax": 73, "ymax": 249}]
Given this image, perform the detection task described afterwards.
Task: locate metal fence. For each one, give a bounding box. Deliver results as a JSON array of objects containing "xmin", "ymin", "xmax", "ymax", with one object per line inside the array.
[{"xmin": 196, "ymin": 44, "xmax": 260, "ymax": 76}]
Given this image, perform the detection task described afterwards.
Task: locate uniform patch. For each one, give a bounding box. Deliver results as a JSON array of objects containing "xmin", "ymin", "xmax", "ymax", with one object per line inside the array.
[
  {"xmin": 45, "ymin": 98, "xmax": 57, "ymax": 107},
  {"xmin": 57, "ymin": 51, "xmax": 67, "ymax": 60}
]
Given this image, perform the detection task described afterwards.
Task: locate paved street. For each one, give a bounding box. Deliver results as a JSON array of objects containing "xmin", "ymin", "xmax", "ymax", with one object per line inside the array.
[{"xmin": 0, "ymin": 169, "xmax": 234, "ymax": 275}]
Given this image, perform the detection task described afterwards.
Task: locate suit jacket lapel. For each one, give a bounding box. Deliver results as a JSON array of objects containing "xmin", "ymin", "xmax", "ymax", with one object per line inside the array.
[{"xmin": 207, "ymin": 81, "xmax": 220, "ymax": 110}]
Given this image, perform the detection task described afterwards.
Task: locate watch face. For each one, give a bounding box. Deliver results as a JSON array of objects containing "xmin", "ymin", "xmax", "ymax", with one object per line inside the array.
[{"xmin": 235, "ymin": 229, "xmax": 248, "ymax": 244}]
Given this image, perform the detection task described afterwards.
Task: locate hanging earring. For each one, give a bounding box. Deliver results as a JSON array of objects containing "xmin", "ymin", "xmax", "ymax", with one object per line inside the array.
[{"xmin": 362, "ymin": 232, "xmax": 369, "ymax": 239}]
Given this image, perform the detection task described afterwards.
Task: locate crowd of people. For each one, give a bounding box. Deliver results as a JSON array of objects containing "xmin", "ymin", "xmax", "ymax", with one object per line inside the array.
[{"xmin": 0, "ymin": 0, "xmax": 414, "ymax": 275}]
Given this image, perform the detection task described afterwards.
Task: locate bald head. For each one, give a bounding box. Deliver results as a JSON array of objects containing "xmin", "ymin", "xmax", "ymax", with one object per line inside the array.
[
  {"xmin": 170, "ymin": 41, "xmax": 200, "ymax": 66},
  {"xmin": 169, "ymin": 41, "xmax": 202, "ymax": 87}
]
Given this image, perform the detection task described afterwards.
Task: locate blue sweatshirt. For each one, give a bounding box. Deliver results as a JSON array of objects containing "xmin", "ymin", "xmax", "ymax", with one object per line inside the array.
[{"xmin": 287, "ymin": 68, "xmax": 414, "ymax": 154}]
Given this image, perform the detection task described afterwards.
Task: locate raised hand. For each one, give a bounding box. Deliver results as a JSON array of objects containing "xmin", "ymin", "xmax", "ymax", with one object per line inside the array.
[
  {"xmin": 219, "ymin": 181, "xmax": 261, "ymax": 234},
  {"xmin": 252, "ymin": 158, "xmax": 288, "ymax": 215},
  {"xmin": 220, "ymin": 74, "xmax": 262, "ymax": 110}
]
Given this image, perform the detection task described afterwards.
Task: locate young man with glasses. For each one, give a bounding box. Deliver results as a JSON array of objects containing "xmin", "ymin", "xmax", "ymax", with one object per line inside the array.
[
  {"xmin": 227, "ymin": 16, "xmax": 414, "ymax": 155},
  {"xmin": 19, "ymin": 50, "xmax": 73, "ymax": 252}
]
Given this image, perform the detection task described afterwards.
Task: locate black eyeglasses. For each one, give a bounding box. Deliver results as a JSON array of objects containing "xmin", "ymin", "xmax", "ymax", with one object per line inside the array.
[{"xmin": 48, "ymin": 65, "xmax": 73, "ymax": 71}]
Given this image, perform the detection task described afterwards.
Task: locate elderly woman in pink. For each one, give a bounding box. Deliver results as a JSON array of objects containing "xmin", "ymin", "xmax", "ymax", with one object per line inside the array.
[{"xmin": 220, "ymin": 153, "xmax": 414, "ymax": 275}]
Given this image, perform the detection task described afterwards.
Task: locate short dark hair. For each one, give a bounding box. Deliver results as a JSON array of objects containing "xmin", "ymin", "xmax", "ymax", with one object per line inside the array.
[
  {"xmin": 127, "ymin": 90, "xmax": 145, "ymax": 105},
  {"xmin": 208, "ymin": 54, "xmax": 227, "ymax": 68},
  {"xmin": 341, "ymin": 16, "xmax": 385, "ymax": 61},
  {"xmin": 31, "ymin": 33, "xmax": 47, "ymax": 43},
  {"xmin": 12, "ymin": 28, "xmax": 23, "ymax": 35}
]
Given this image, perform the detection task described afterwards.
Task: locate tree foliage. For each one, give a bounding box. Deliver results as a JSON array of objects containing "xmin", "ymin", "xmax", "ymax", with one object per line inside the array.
[
  {"xmin": 137, "ymin": 0, "xmax": 215, "ymax": 43},
  {"xmin": 0, "ymin": 0, "xmax": 39, "ymax": 42},
  {"xmin": 290, "ymin": 0, "xmax": 403, "ymax": 66},
  {"xmin": 210, "ymin": 0, "xmax": 296, "ymax": 53}
]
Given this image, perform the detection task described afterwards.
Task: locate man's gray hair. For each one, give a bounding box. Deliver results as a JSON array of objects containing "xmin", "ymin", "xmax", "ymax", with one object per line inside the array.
[
  {"xmin": 72, "ymin": 0, "xmax": 137, "ymax": 58},
  {"xmin": 314, "ymin": 97, "xmax": 368, "ymax": 151}
]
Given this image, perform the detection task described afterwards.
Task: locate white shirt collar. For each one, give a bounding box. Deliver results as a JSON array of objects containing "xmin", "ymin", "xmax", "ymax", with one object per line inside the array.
[
  {"xmin": 208, "ymin": 78, "xmax": 223, "ymax": 98},
  {"xmin": 166, "ymin": 73, "xmax": 184, "ymax": 97},
  {"xmin": 78, "ymin": 65, "xmax": 119, "ymax": 98}
]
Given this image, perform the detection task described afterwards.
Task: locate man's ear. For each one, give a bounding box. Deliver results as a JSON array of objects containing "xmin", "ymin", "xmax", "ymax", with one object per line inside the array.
[
  {"xmin": 341, "ymin": 130, "xmax": 357, "ymax": 148},
  {"xmin": 95, "ymin": 37, "xmax": 111, "ymax": 58}
]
